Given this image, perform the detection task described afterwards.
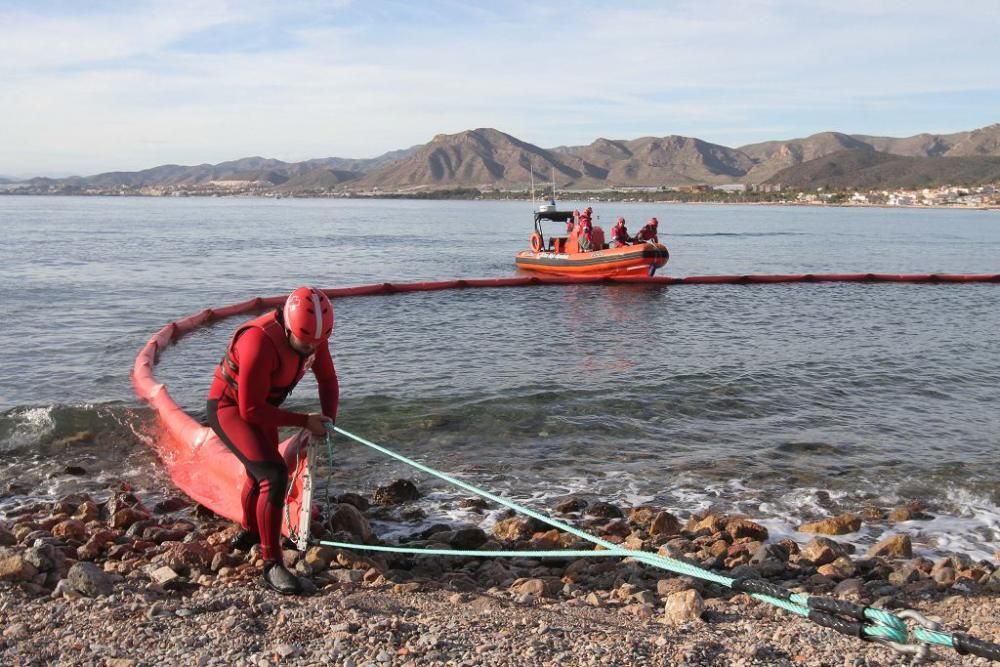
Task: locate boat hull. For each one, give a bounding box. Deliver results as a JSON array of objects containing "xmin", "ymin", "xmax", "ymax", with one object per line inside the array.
[{"xmin": 515, "ymin": 243, "xmax": 669, "ymax": 276}]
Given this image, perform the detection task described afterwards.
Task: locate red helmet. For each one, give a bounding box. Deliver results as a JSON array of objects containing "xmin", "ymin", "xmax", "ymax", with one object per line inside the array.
[
  {"xmin": 283, "ymin": 286, "xmax": 333, "ymax": 345},
  {"xmin": 616, "ymin": 216, "xmax": 625, "ymax": 225}
]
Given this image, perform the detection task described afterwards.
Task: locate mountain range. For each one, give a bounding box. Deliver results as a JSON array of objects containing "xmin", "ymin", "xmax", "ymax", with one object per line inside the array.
[{"xmin": 11, "ymin": 123, "xmax": 1000, "ymax": 193}]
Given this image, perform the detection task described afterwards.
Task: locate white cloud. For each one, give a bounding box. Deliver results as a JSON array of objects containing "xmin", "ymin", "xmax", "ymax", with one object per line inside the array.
[{"xmin": 1, "ymin": 0, "xmax": 998, "ymax": 174}]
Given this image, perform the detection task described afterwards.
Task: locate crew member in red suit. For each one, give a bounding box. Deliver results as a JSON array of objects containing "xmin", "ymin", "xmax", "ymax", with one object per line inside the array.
[
  {"xmin": 206, "ymin": 286, "xmax": 338, "ymax": 595},
  {"xmin": 567, "ymin": 211, "xmax": 579, "ymax": 234},
  {"xmin": 610, "ymin": 216, "xmax": 631, "ymax": 247},
  {"xmin": 578, "ymin": 216, "xmax": 594, "ymax": 251},
  {"xmin": 634, "ymin": 217, "xmax": 659, "ymax": 243},
  {"xmin": 576, "ymin": 206, "xmax": 593, "ymax": 236}
]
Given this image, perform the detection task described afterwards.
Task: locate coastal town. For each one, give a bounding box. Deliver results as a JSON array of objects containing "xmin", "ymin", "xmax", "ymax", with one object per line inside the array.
[
  {"xmin": 3, "ymin": 178, "xmax": 999, "ymax": 208},
  {"xmin": 796, "ymin": 183, "xmax": 1000, "ymax": 207}
]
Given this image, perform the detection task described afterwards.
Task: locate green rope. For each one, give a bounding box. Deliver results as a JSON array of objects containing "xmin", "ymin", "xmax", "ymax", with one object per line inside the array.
[
  {"xmin": 319, "ymin": 540, "xmax": 660, "ymax": 560},
  {"xmin": 318, "ymin": 425, "xmax": 999, "ymax": 661},
  {"xmin": 325, "ymin": 425, "xmax": 734, "ymax": 586},
  {"xmin": 913, "ymin": 628, "xmax": 954, "ymax": 648}
]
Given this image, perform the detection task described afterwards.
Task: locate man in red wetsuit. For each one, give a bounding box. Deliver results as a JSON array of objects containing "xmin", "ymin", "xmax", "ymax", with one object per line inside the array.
[
  {"xmin": 610, "ymin": 216, "xmax": 631, "ymax": 247},
  {"xmin": 206, "ymin": 286, "xmax": 338, "ymax": 595},
  {"xmin": 567, "ymin": 210, "xmax": 580, "ymax": 233},
  {"xmin": 634, "ymin": 217, "xmax": 659, "ymax": 243},
  {"xmin": 578, "ymin": 216, "xmax": 594, "ymax": 252}
]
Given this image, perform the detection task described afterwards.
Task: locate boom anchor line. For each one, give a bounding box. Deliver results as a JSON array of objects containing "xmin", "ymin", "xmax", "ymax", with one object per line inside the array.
[{"xmin": 314, "ymin": 424, "xmax": 1000, "ymax": 664}]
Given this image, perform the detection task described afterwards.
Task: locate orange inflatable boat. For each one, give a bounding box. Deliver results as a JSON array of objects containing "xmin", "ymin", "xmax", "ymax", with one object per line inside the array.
[{"xmin": 515, "ymin": 205, "xmax": 669, "ymax": 277}]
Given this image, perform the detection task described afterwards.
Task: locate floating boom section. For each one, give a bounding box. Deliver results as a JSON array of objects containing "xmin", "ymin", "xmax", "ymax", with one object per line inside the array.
[{"xmin": 132, "ymin": 274, "xmax": 1000, "ymax": 532}]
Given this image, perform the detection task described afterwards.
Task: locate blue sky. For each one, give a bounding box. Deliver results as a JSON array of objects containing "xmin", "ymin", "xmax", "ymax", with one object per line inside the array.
[{"xmin": 2, "ymin": 0, "xmax": 999, "ymax": 176}]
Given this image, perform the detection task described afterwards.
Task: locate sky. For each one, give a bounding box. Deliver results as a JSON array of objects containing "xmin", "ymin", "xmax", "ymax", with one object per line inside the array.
[{"xmin": 2, "ymin": 0, "xmax": 999, "ymax": 177}]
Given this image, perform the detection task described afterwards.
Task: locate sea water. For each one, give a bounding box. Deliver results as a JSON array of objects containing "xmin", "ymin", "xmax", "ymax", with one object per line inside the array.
[{"xmin": 1, "ymin": 196, "xmax": 998, "ymax": 558}]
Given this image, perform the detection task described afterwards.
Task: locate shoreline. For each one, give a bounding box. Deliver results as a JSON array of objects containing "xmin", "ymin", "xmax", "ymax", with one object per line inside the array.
[
  {"xmin": 1, "ymin": 191, "xmax": 999, "ymax": 211},
  {"xmin": 3, "ymin": 485, "xmax": 999, "ymax": 665}
]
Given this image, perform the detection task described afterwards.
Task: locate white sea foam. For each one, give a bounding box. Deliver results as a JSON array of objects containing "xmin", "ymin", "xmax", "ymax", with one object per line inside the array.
[
  {"xmin": 368, "ymin": 470, "xmax": 1000, "ymax": 561},
  {"xmin": 1, "ymin": 406, "xmax": 55, "ymax": 450}
]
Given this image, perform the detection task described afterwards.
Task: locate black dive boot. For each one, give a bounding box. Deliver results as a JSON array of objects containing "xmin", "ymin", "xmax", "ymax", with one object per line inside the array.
[
  {"xmin": 262, "ymin": 561, "xmax": 302, "ymax": 595},
  {"xmin": 229, "ymin": 529, "xmax": 260, "ymax": 552}
]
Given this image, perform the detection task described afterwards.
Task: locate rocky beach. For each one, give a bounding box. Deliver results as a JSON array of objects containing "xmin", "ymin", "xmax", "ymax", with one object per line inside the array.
[{"xmin": 2, "ymin": 479, "xmax": 999, "ymax": 666}]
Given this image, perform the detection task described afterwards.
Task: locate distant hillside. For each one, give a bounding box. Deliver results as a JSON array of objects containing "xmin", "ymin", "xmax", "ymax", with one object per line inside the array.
[
  {"xmin": 765, "ymin": 149, "xmax": 1000, "ymax": 189},
  {"xmin": 351, "ymin": 128, "xmax": 587, "ymax": 190},
  {"xmin": 739, "ymin": 132, "xmax": 872, "ymax": 182},
  {"xmin": 740, "ymin": 124, "xmax": 1000, "ymax": 183},
  {"xmin": 20, "ymin": 147, "xmax": 418, "ymax": 191},
  {"xmin": 559, "ymin": 135, "xmax": 754, "ymax": 186},
  {"xmin": 8, "ymin": 123, "xmax": 1000, "ymax": 195},
  {"xmin": 274, "ymin": 168, "xmax": 363, "ymax": 191},
  {"xmin": 353, "ymin": 129, "xmax": 763, "ymax": 191}
]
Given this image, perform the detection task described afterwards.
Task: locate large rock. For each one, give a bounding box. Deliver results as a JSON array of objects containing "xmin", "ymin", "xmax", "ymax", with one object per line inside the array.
[
  {"xmin": 152, "ymin": 496, "xmax": 189, "ymax": 514},
  {"xmin": 0, "ymin": 549, "xmax": 38, "ymax": 582},
  {"xmin": 492, "ymin": 516, "xmax": 545, "ymax": 542},
  {"xmin": 726, "ymin": 518, "xmax": 768, "ymax": 541},
  {"xmin": 800, "ymin": 537, "xmax": 849, "ymax": 566},
  {"xmin": 155, "ymin": 542, "xmax": 213, "ymax": 573},
  {"xmin": 0, "ymin": 527, "xmax": 16, "ymax": 546},
  {"xmin": 817, "ymin": 556, "xmax": 857, "ymax": 579},
  {"xmin": 554, "ymin": 498, "xmax": 588, "ymax": 515},
  {"xmin": 932, "ymin": 564, "xmax": 957, "ymax": 587},
  {"xmin": 867, "ymin": 534, "xmax": 913, "ymax": 560},
  {"xmin": 76, "ymin": 530, "xmax": 119, "ymax": 561},
  {"xmin": 685, "ymin": 514, "xmax": 726, "ymax": 536},
  {"xmin": 304, "ymin": 545, "xmax": 339, "ymax": 570},
  {"xmin": 24, "ymin": 544, "xmax": 57, "ymax": 572},
  {"xmin": 510, "ymin": 577, "xmax": 560, "ymax": 598},
  {"xmin": 627, "ymin": 506, "xmax": 659, "ymax": 526},
  {"xmin": 649, "ymin": 511, "xmax": 682, "ymax": 537},
  {"xmin": 50, "ymin": 519, "xmax": 87, "ymax": 541},
  {"xmin": 67, "ymin": 562, "xmax": 113, "ymax": 597},
  {"xmin": 109, "ymin": 508, "xmax": 147, "ymax": 530},
  {"xmin": 663, "ymin": 589, "xmax": 704, "ymax": 624},
  {"xmin": 585, "ymin": 502, "xmax": 624, "ymax": 519},
  {"xmin": 72, "ymin": 501, "xmax": 101, "ymax": 522},
  {"xmin": 749, "ymin": 543, "xmax": 789, "ymax": 577},
  {"xmin": 336, "ymin": 492, "xmax": 370, "ymax": 512},
  {"xmin": 327, "ymin": 503, "xmax": 374, "ymax": 543},
  {"xmin": 335, "ymin": 550, "xmax": 386, "ymax": 572},
  {"xmin": 833, "ymin": 578, "xmax": 864, "ymax": 598},
  {"xmin": 372, "ymin": 479, "xmax": 420, "ymax": 505},
  {"xmin": 447, "ymin": 527, "xmax": 488, "ymax": 550},
  {"xmin": 888, "ymin": 503, "xmax": 930, "ymax": 523},
  {"xmin": 799, "ymin": 513, "xmax": 862, "ymax": 535},
  {"xmin": 149, "ymin": 565, "xmax": 180, "ymax": 586},
  {"xmin": 105, "ymin": 491, "xmax": 147, "ymax": 518}
]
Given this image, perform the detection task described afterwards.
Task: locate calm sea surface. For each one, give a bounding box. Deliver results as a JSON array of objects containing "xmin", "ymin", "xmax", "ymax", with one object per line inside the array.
[{"xmin": 1, "ymin": 196, "xmax": 998, "ymax": 557}]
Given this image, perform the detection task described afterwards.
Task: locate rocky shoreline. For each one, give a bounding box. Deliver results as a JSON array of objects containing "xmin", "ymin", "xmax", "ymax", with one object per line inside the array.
[{"xmin": 2, "ymin": 481, "xmax": 999, "ymax": 666}]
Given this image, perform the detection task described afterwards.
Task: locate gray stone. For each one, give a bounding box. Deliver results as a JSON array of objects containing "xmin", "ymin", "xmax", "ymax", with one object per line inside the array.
[{"xmin": 67, "ymin": 562, "xmax": 114, "ymax": 597}]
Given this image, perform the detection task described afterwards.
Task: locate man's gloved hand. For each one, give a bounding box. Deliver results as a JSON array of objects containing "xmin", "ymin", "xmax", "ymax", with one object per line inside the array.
[{"xmin": 305, "ymin": 413, "xmax": 333, "ymax": 436}]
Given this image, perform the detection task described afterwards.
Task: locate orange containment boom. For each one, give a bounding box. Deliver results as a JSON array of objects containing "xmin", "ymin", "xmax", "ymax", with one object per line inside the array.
[{"xmin": 132, "ymin": 272, "xmax": 1000, "ymax": 541}]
